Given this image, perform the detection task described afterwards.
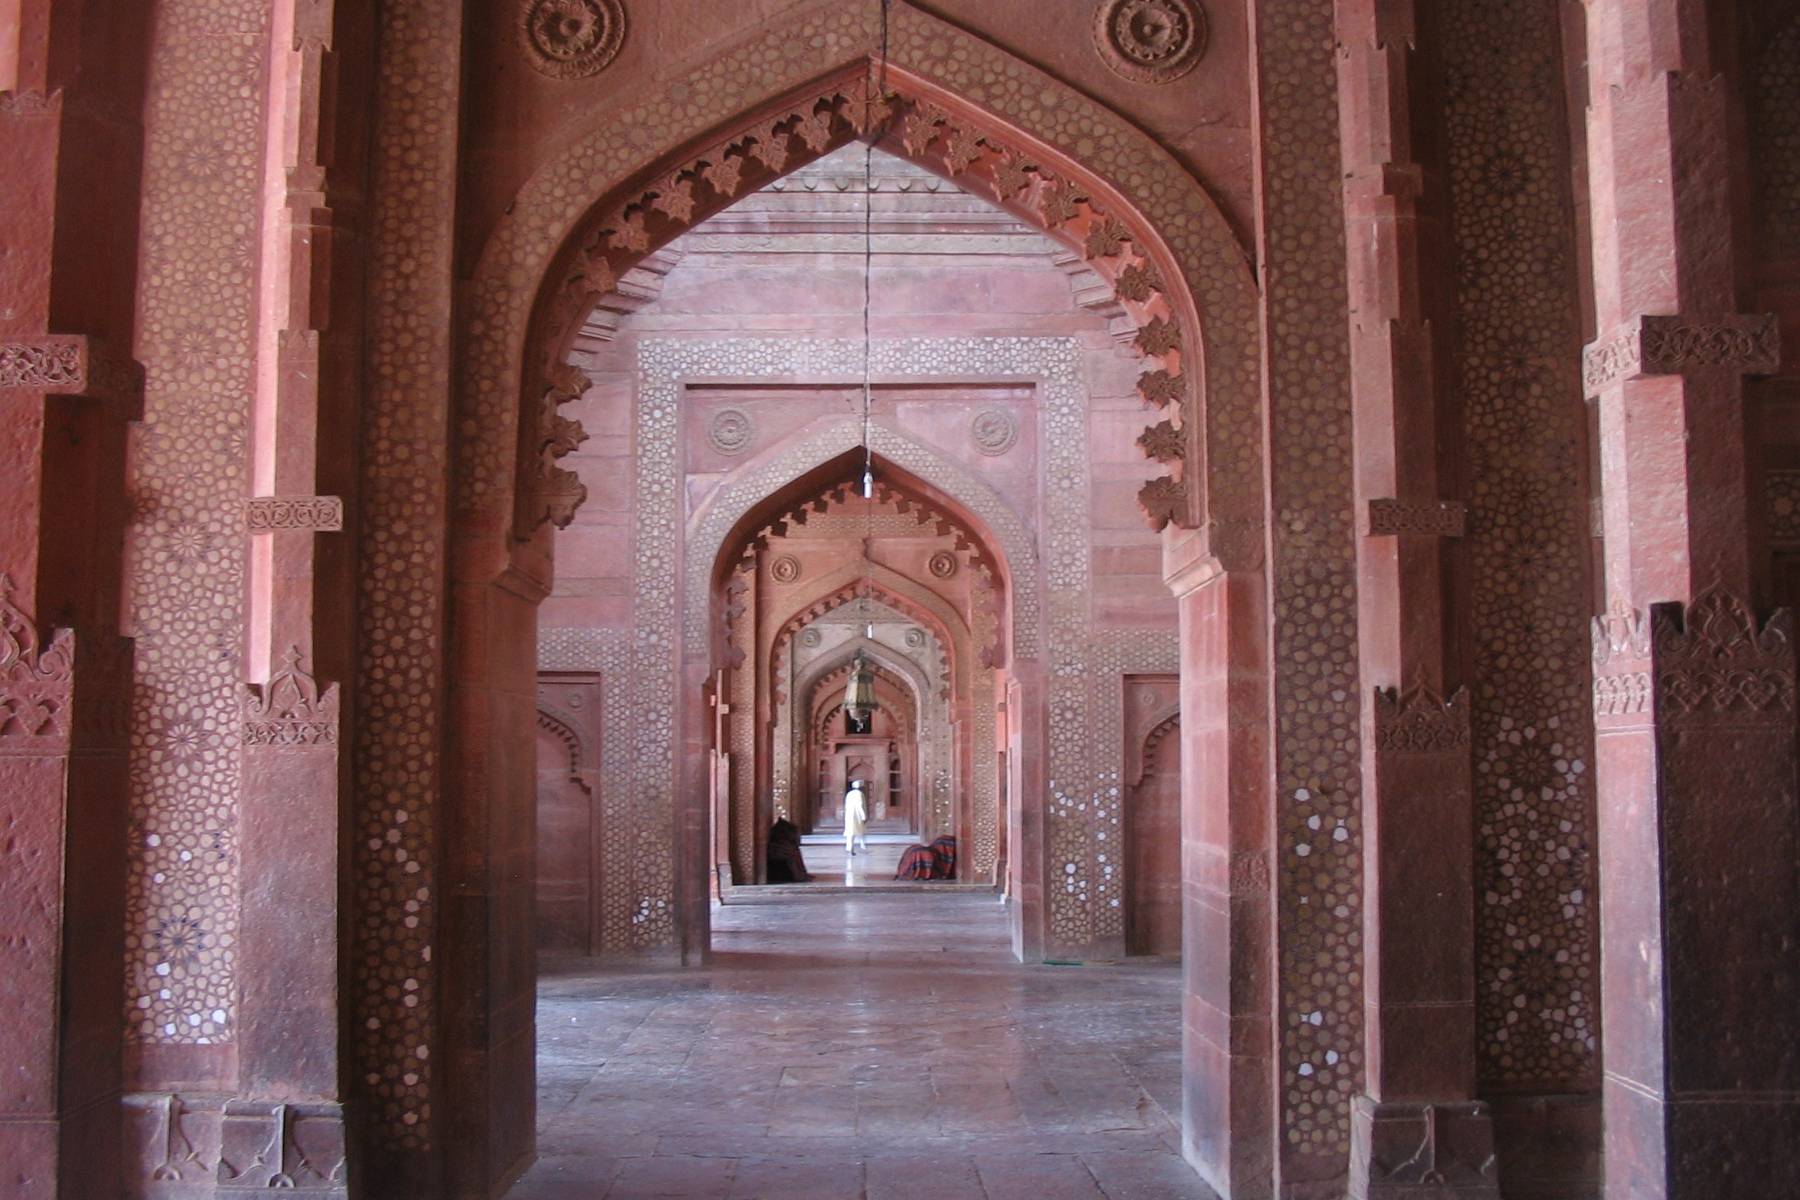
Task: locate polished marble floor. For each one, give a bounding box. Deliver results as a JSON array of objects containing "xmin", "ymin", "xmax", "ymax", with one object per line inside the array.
[{"xmin": 507, "ymin": 892, "xmax": 1216, "ymax": 1199}]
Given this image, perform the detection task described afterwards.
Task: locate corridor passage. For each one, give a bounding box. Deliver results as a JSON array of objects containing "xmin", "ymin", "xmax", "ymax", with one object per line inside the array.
[{"xmin": 507, "ymin": 893, "xmax": 1214, "ymax": 1199}]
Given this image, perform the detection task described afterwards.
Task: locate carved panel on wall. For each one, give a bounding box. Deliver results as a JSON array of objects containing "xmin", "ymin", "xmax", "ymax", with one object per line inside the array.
[
  {"xmin": 1093, "ymin": 0, "xmax": 1209, "ymax": 85},
  {"xmin": 245, "ymin": 496, "xmax": 344, "ymax": 533},
  {"xmin": 518, "ymin": 0, "xmax": 626, "ymax": 80}
]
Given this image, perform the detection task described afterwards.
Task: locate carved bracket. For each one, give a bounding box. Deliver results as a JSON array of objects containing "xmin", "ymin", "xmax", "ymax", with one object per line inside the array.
[
  {"xmin": 1583, "ymin": 313, "xmax": 1780, "ymax": 394},
  {"xmin": 244, "ymin": 646, "xmax": 340, "ymax": 748},
  {"xmin": 246, "ymin": 495, "xmax": 344, "ymax": 532},
  {"xmin": 1366, "ymin": 498, "xmax": 1466, "ymax": 537},
  {"xmin": 0, "ymin": 333, "xmax": 143, "ymax": 401},
  {"xmin": 525, "ymin": 363, "xmax": 592, "ymax": 532}
]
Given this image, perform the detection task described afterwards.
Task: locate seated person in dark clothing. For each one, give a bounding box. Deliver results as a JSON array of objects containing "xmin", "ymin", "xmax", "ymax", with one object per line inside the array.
[{"xmin": 765, "ymin": 818, "xmax": 810, "ymax": 883}]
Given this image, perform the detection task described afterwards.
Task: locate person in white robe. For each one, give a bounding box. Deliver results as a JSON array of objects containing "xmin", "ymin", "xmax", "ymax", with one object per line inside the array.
[{"xmin": 843, "ymin": 780, "xmax": 869, "ymax": 856}]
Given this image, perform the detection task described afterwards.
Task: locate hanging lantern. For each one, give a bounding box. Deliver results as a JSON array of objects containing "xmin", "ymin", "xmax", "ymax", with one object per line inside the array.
[{"xmin": 844, "ymin": 652, "xmax": 878, "ymax": 722}]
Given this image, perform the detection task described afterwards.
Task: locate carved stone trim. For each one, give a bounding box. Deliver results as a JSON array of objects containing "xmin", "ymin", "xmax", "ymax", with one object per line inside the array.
[
  {"xmin": 526, "ymin": 363, "xmax": 592, "ymax": 530},
  {"xmin": 1582, "ymin": 313, "xmax": 1780, "ymax": 394},
  {"xmin": 1591, "ymin": 597, "xmax": 1653, "ymax": 725},
  {"xmin": 1372, "ymin": 683, "xmax": 1472, "ymax": 753},
  {"xmin": 0, "ymin": 333, "xmax": 143, "ymax": 401},
  {"xmin": 215, "ymin": 1099, "xmax": 348, "ymax": 1193},
  {"xmin": 517, "ymin": 0, "xmax": 626, "ymax": 81},
  {"xmin": 244, "ymin": 647, "xmax": 340, "ymax": 748},
  {"xmin": 123, "ymin": 1093, "xmax": 348, "ymax": 1195},
  {"xmin": 0, "ymin": 573, "xmax": 74, "ymax": 744},
  {"xmin": 246, "ymin": 496, "xmax": 344, "ymax": 533},
  {"xmin": 1366, "ymin": 498, "xmax": 1466, "ymax": 537},
  {"xmin": 1766, "ymin": 468, "xmax": 1800, "ymax": 545},
  {"xmin": 1093, "ymin": 0, "xmax": 1210, "ymax": 85}
]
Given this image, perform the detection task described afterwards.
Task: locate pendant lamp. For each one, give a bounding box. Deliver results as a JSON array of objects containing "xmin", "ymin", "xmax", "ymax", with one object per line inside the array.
[{"xmin": 844, "ymin": 651, "xmax": 878, "ymax": 722}]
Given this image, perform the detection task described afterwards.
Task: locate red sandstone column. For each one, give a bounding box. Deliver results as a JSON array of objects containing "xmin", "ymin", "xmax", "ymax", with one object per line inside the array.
[
  {"xmin": 1335, "ymin": 3, "xmax": 1497, "ymax": 1195},
  {"xmin": 1583, "ymin": 3, "xmax": 1799, "ymax": 1197},
  {"xmin": 0, "ymin": 3, "xmax": 143, "ymax": 1196},
  {"xmin": 218, "ymin": 0, "xmax": 357, "ymax": 1192},
  {"xmin": 1165, "ymin": 526, "xmax": 1272, "ymax": 1200}
]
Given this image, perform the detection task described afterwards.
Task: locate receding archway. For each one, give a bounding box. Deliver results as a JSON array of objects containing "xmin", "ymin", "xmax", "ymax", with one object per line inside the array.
[{"xmin": 359, "ymin": 11, "xmax": 1268, "ymax": 1196}]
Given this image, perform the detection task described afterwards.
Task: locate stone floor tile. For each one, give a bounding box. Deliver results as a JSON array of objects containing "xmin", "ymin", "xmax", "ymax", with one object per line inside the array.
[{"xmin": 505, "ymin": 893, "xmax": 1213, "ymax": 1199}]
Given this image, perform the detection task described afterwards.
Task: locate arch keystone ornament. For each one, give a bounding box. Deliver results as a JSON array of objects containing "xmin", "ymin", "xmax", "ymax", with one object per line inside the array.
[
  {"xmin": 1093, "ymin": 0, "xmax": 1209, "ymax": 85},
  {"xmin": 518, "ymin": 0, "xmax": 627, "ymax": 80}
]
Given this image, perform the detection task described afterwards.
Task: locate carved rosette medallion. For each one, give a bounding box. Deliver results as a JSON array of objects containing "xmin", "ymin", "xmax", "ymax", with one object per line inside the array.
[
  {"xmin": 800, "ymin": 627, "xmax": 822, "ymax": 649},
  {"xmin": 708, "ymin": 407, "xmax": 756, "ymax": 456},
  {"xmin": 768, "ymin": 554, "xmax": 802, "ymax": 585},
  {"xmin": 518, "ymin": 0, "xmax": 626, "ymax": 80},
  {"xmin": 1093, "ymin": 0, "xmax": 1209, "ymax": 85},
  {"xmin": 928, "ymin": 550, "xmax": 959, "ymax": 580},
  {"xmin": 970, "ymin": 408, "xmax": 1018, "ymax": 457},
  {"xmin": 904, "ymin": 628, "xmax": 926, "ymax": 649}
]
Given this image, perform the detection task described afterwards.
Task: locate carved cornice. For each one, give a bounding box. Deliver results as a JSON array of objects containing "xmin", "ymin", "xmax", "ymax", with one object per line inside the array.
[
  {"xmin": 246, "ymin": 496, "xmax": 344, "ymax": 532},
  {"xmin": 244, "ymin": 647, "xmax": 339, "ymax": 748},
  {"xmin": 1372, "ymin": 682, "xmax": 1472, "ymax": 754},
  {"xmin": 1583, "ymin": 313, "xmax": 1780, "ymax": 394},
  {"xmin": 0, "ymin": 334, "xmax": 143, "ymax": 401},
  {"xmin": 1366, "ymin": 498, "xmax": 1466, "ymax": 537}
]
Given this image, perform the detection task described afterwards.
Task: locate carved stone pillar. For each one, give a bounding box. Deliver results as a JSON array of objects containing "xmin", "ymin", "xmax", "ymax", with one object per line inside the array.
[
  {"xmin": 1335, "ymin": 3, "xmax": 1497, "ymax": 1195},
  {"xmin": 1583, "ymin": 2, "xmax": 1800, "ymax": 1195},
  {"xmin": 1166, "ymin": 525, "xmax": 1273, "ymax": 1200},
  {"xmin": 0, "ymin": 3, "xmax": 146, "ymax": 1194}
]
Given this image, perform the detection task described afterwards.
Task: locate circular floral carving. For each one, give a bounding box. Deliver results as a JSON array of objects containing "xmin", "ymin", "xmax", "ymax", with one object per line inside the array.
[
  {"xmin": 904, "ymin": 628, "xmax": 926, "ymax": 649},
  {"xmin": 970, "ymin": 408, "xmax": 1019, "ymax": 456},
  {"xmin": 769, "ymin": 554, "xmax": 802, "ymax": 584},
  {"xmin": 928, "ymin": 551, "xmax": 959, "ymax": 580},
  {"xmin": 1093, "ymin": 0, "xmax": 1208, "ymax": 85},
  {"xmin": 518, "ymin": 0, "xmax": 627, "ymax": 80},
  {"xmin": 708, "ymin": 407, "xmax": 756, "ymax": 455},
  {"xmin": 800, "ymin": 627, "xmax": 822, "ymax": 649}
]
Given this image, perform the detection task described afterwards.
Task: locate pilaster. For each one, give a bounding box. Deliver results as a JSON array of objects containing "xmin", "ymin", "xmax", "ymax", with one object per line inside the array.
[
  {"xmin": 1583, "ymin": 1, "xmax": 1800, "ymax": 1195},
  {"xmin": 1335, "ymin": 3, "xmax": 1496, "ymax": 1194}
]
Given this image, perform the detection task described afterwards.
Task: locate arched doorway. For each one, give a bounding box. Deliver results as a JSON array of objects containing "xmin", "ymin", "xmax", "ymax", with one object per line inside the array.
[{"xmin": 352, "ymin": 13, "xmax": 1265, "ymax": 1195}]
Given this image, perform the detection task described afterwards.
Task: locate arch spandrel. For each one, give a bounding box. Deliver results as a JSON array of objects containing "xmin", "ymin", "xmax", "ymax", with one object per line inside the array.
[{"xmin": 459, "ymin": 0, "xmax": 1262, "ymax": 548}]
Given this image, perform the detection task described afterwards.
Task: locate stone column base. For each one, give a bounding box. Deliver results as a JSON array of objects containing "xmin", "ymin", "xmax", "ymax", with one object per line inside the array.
[
  {"xmin": 123, "ymin": 1095, "xmax": 349, "ymax": 1199},
  {"xmin": 1348, "ymin": 1096, "xmax": 1500, "ymax": 1199}
]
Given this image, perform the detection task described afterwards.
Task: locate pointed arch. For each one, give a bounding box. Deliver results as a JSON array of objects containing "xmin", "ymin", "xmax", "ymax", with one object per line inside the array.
[{"xmin": 454, "ymin": 0, "xmax": 1263, "ymax": 561}]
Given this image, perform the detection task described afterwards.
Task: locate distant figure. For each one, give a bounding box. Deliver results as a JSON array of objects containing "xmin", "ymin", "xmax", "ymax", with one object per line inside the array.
[
  {"xmin": 843, "ymin": 780, "xmax": 869, "ymax": 856},
  {"xmin": 766, "ymin": 818, "xmax": 810, "ymax": 883}
]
